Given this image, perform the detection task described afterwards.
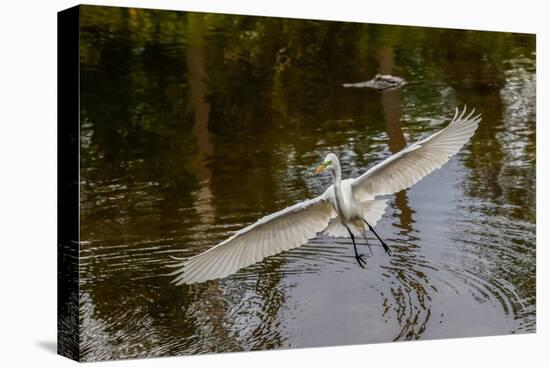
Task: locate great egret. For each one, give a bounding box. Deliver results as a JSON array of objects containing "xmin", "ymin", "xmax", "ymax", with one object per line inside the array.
[{"xmin": 169, "ymin": 107, "xmax": 480, "ymax": 285}]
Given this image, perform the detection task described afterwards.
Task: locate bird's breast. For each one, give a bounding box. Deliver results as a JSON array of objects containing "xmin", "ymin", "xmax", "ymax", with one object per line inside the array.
[{"xmin": 333, "ymin": 184, "xmax": 354, "ymax": 223}]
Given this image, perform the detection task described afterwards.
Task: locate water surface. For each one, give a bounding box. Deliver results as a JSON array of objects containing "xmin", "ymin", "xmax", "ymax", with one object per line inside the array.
[{"xmin": 78, "ymin": 6, "xmax": 536, "ymax": 361}]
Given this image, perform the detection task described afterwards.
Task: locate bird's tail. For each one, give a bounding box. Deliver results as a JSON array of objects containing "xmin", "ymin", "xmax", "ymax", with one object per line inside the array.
[{"xmin": 321, "ymin": 199, "xmax": 387, "ymax": 238}]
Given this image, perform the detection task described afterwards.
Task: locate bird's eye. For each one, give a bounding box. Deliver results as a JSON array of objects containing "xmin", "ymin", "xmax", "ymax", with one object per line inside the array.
[{"xmin": 325, "ymin": 160, "xmax": 332, "ymax": 166}]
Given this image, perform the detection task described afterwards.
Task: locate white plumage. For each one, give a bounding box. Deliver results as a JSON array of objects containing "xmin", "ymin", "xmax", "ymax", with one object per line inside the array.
[
  {"xmin": 170, "ymin": 196, "xmax": 336, "ymax": 284},
  {"xmin": 169, "ymin": 106, "xmax": 480, "ymax": 285},
  {"xmin": 322, "ymin": 198, "xmax": 388, "ymax": 238},
  {"xmin": 352, "ymin": 107, "xmax": 481, "ymax": 200}
]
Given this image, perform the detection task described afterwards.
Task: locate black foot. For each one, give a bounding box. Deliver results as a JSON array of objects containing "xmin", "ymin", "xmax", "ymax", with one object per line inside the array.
[
  {"xmin": 355, "ymin": 253, "xmax": 367, "ymax": 268},
  {"xmin": 363, "ymin": 219, "xmax": 392, "ymax": 256},
  {"xmin": 346, "ymin": 226, "xmax": 367, "ymax": 268},
  {"xmin": 381, "ymin": 241, "xmax": 392, "ymax": 256}
]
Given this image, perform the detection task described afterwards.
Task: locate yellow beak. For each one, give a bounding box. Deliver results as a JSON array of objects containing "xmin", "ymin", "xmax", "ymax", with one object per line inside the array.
[{"xmin": 315, "ymin": 164, "xmax": 327, "ymax": 174}]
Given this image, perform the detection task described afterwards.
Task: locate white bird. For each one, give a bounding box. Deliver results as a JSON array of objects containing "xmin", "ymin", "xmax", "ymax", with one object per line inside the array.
[{"xmin": 169, "ymin": 107, "xmax": 481, "ymax": 285}]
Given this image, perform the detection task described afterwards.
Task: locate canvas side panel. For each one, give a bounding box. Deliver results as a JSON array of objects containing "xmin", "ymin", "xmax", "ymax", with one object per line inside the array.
[{"xmin": 57, "ymin": 5, "xmax": 80, "ymax": 362}]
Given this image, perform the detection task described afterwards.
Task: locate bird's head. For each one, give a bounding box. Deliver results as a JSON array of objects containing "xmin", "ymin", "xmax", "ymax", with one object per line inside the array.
[{"xmin": 315, "ymin": 153, "xmax": 338, "ymax": 174}]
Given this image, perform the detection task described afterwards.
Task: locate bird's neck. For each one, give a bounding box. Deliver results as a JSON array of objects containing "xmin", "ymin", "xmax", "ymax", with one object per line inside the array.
[
  {"xmin": 331, "ymin": 165, "xmax": 342, "ymax": 188},
  {"xmin": 331, "ymin": 165, "xmax": 347, "ymax": 217}
]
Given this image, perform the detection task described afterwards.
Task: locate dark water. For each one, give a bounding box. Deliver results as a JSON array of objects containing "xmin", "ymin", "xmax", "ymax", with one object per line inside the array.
[{"xmin": 77, "ymin": 6, "xmax": 536, "ymax": 361}]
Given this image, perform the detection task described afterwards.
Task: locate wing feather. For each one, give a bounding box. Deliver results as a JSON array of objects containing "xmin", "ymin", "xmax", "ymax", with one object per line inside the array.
[
  {"xmin": 352, "ymin": 106, "xmax": 480, "ymax": 200},
  {"xmin": 170, "ymin": 194, "xmax": 336, "ymax": 284}
]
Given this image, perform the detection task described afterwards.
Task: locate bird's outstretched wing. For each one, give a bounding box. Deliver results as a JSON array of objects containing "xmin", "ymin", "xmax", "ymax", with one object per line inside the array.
[
  {"xmin": 168, "ymin": 194, "xmax": 336, "ymax": 285},
  {"xmin": 352, "ymin": 106, "xmax": 481, "ymax": 200}
]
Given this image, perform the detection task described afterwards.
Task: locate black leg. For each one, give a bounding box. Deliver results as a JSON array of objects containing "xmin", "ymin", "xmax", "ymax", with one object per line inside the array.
[
  {"xmin": 363, "ymin": 219, "xmax": 392, "ymax": 256},
  {"xmin": 347, "ymin": 226, "xmax": 367, "ymax": 268}
]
